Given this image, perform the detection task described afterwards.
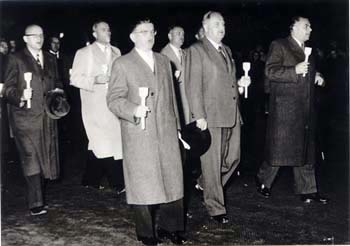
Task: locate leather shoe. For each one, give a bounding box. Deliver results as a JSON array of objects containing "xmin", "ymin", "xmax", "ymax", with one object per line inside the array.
[
  {"xmin": 255, "ymin": 177, "xmax": 271, "ymax": 198},
  {"xmin": 301, "ymin": 193, "xmax": 329, "ymax": 204},
  {"xmin": 157, "ymin": 227, "xmax": 187, "ymax": 245},
  {"xmin": 137, "ymin": 236, "xmax": 158, "ymax": 246},
  {"xmin": 211, "ymin": 214, "xmax": 229, "ymax": 224}
]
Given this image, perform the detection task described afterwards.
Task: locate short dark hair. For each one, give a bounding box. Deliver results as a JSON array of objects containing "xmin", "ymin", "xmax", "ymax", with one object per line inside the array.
[
  {"xmin": 131, "ymin": 19, "xmax": 152, "ymax": 33},
  {"xmin": 92, "ymin": 20, "xmax": 108, "ymax": 32},
  {"xmin": 289, "ymin": 16, "xmax": 308, "ymax": 32}
]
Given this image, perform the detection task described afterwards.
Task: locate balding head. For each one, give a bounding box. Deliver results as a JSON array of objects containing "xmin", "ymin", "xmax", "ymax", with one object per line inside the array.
[
  {"xmin": 202, "ymin": 11, "xmax": 225, "ymax": 43},
  {"xmin": 23, "ymin": 25, "xmax": 44, "ymax": 51}
]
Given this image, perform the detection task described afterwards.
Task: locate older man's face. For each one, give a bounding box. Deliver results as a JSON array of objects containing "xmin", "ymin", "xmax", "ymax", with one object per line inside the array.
[
  {"xmin": 132, "ymin": 23, "xmax": 156, "ymax": 51},
  {"xmin": 94, "ymin": 22, "xmax": 111, "ymax": 44},
  {"xmin": 24, "ymin": 26, "xmax": 44, "ymax": 51},
  {"xmin": 292, "ymin": 18, "xmax": 312, "ymax": 43},
  {"xmin": 169, "ymin": 27, "xmax": 184, "ymax": 48},
  {"xmin": 205, "ymin": 13, "xmax": 225, "ymax": 43}
]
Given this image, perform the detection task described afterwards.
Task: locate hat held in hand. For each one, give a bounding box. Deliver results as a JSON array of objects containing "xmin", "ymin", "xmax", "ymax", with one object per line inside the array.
[
  {"xmin": 45, "ymin": 90, "xmax": 70, "ymax": 119},
  {"xmin": 181, "ymin": 121, "xmax": 211, "ymax": 157}
]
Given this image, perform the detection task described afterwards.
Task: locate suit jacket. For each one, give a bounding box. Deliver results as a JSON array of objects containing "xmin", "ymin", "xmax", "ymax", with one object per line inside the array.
[
  {"xmin": 264, "ymin": 36, "xmax": 317, "ymax": 166},
  {"xmin": 3, "ymin": 48, "xmax": 62, "ymax": 178},
  {"xmin": 107, "ymin": 49, "xmax": 183, "ymax": 205},
  {"xmin": 185, "ymin": 37, "xmax": 240, "ymax": 127},
  {"xmin": 70, "ymin": 42, "xmax": 123, "ymax": 159},
  {"xmin": 161, "ymin": 43, "xmax": 190, "ymax": 125}
]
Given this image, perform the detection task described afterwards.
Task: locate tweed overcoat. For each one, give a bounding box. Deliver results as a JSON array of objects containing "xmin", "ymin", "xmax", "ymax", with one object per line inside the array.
[
  {"xmin": 264, "ymin": 36, "xmax": 317, "ymax": 166},
  {"xmin": 107, "ymin": 49, "xmax": 183, "ymax": 205}
]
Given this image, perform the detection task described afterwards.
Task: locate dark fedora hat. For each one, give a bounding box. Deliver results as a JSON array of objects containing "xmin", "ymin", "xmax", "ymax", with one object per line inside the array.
[
  {"xmin": 181, "ymin": 121, "xmax": 211, "ymax": 157},
  {"xmin": 44, "ymin": 90, "xmax": 70, "ymax": 119}
]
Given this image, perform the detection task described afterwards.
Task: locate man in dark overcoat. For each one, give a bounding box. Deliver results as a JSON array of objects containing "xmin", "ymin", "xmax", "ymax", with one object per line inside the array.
[
  {"xmin": 256, "ymin": 16, "xmax": 328, "ymax": 204},
  {"xmin": 3, "ymin": 24, "xmax": 64, "ymax": 215}
]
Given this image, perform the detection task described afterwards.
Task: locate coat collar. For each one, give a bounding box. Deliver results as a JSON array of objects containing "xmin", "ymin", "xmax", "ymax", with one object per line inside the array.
[
  {"xmin": 202, "ymin": 37, "xmax": 232, "ymax": 74},
  {"xmin": 287, "ymin": 36, "xmax": 305, "ymax": 62},
  {"xmin": 23, "ymin": 47, "xmax": 45, "ymax": 74},
  {"xmin": 130, "ymin": 48, "xmax": 164, "ymax": 104}
]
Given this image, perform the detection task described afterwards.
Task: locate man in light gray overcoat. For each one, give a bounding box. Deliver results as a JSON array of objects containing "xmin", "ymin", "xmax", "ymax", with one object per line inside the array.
[{"xmin": 107, "ymin": 19, "xmax": 186, "ymax": 246}]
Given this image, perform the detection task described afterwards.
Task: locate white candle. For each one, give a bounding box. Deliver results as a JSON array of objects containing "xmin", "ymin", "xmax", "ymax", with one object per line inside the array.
[
  {"xmin": 242, "ymin": 62, "xmax": 251, "ymax": 99},
  {"xmin": 24, "ymin": 72, "xmax": 32, "ymax": 108},
  {"xmin": 138, "ymin": 87, "xmax": 149, "ymax": 130},
  {"xmin": 303, "ymin": 47, "xmax": 312, "ymax": 77}
]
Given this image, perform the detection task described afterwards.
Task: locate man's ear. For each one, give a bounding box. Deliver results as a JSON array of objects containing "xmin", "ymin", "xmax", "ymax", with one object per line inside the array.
[
  {"xmin": 92, "ymin": 32, "xmax": 97, "ymax": 39},
  {"xmin": 23, "ymin": 36, "xmax": 28, "ymax": 44},
  {"xmin": 130, "ymin": 33, "xmax": 135, "ymax": 43},
  {"xmin": 168, "ymin": 32, "xmax": 172, "ymax": 42}
]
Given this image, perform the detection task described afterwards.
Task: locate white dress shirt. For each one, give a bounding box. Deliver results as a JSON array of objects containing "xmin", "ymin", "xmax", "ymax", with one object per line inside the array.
[
  {"xmin": 169, "ymin": 43, "xmax": 182, "ymax": 63},
  {"xmin": 135, "ymin": 48, "xmax": 154, "ymax": 72},
  {"xmin": 28, "ymin": 47, "xmax": 43, "ymax": 68}
]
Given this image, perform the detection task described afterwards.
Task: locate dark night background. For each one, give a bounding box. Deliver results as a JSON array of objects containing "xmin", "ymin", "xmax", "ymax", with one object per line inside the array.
[{"xmin": 0, "ymin": 0, "xmax": 348, "ymax": 57}]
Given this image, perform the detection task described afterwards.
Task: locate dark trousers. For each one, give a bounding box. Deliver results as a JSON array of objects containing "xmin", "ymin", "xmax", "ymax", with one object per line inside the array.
[
  {"xmin": 24, "ymin": 174, "xmax": 44, "ymax": 209},
  {"xmin": 257, "ymin": 161, "xmax": 317, "ymax": 194},
  {"xmin": 82, "ymin": 151, "xmax": 124, "ymax": 189},
  {"xmin": 133, "ymin": 199, "xmax": 184, "ymax": 238}
]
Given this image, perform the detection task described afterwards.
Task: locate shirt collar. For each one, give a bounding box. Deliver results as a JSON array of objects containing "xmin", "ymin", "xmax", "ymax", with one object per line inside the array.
[
  {"xmin": 27, "ymin": 46, "xmax": 42, "ymax": 59},
  {"xmin": 135, "ymin": 47, "xmax": 153, "ymax": 58},
  {"xmin": 207, "ymin": 37, "xmax": 222, "ymax": 51},
  {"xmin": 49, "ymin": 50, "xmax": 59, "ymax": 56},
  {"xmin": 96, "ymin": 42, "xmax": 110, "ymax": 52},
  {"xmin": 169, "ymin": 43, "xmax": 182, "ymax": 59}
]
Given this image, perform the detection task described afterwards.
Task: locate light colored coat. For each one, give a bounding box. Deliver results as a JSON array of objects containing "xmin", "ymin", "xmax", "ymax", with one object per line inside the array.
[
  {"xmin": 70, "ymin": 42, "xmax": 122, "ymax": 160},
  {"xmin": 161, "ymin": 43, "xmax": 190, "ymax": 125},
  {"xmin": 107, "ymin": 49, "xmax": 183, "ymax": 205}
]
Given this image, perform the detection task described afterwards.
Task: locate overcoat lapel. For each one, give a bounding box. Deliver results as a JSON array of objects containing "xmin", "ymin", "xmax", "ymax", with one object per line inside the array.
[
  {"xmin": 23, "ymin": 48, "xmax": 42, "ymax": 76},
  {"xmin": 91, "ymin": 42, "xmax": 108, "ymax": 64},
  {"xmin": 202, "ymin": 38, "xmax": 228, "ymax": 72},
  {"xmin": 287, "ymin": 36, "xmax": 305, "ymax": 63}
]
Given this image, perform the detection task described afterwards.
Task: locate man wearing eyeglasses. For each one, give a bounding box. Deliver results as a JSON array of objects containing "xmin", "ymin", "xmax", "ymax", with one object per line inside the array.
[
  {"xmin": 185, "ymin": 11, "xmax": 251, "ymax": 224},
  {"xmin": 107, "ymin": 19, "xmax": 186, "ymax": 246},
  {"xmin": 70, "ymin": 21, "xmax": 124, "ymax": 195},
  {"xmin": 3, "ymin": 24, "xmax": 64, "ymax": 216}
]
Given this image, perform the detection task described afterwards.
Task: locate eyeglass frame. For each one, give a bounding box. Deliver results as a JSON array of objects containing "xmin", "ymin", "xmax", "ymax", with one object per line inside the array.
[{"xmin": 133, "ymin": 30, "xmax": 157, "ymax": 36}]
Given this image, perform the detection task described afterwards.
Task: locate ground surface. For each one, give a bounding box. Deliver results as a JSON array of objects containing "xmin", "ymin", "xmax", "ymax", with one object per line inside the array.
[{"xmin": 2, "ymin": 115, "xmax": 349, "ymax": 246}]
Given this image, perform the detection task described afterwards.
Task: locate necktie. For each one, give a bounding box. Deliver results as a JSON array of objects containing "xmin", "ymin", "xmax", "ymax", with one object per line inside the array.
[
  {"xmin": 36, "ymin": 53, "xmax": 43, "ymax": 69},
  {"xmin": 218, "ymin": 46, "xmax": 229, "ymax": 70},
  {"xmin": 105, "ymin": 46, "xmax": 111, "ymax": 63},
  {"xmin": 179, "ymin": 49, "xmax": 183, "ymax": 65}
]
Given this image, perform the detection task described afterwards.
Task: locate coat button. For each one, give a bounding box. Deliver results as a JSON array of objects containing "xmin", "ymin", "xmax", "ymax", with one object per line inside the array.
[
  {"xmin": 150, "ymin": 92, "xmax": 154, "ymax": 96},
  {"xmin": 232, "ymin": 85, "xmax": 235, "ymax": 88},
  {"xmin": 233, "ymin": 97, "xmax": 236, "ymax": 100}
]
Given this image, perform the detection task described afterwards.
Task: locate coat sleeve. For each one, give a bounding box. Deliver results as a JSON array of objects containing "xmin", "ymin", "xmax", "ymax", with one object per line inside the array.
[
  {"xmin": 107, "ymin": 60, "xmax": 139, "ymax": 124},
  {"xmin": 70, "ymin": 48, "xmax": 95, "ymax": 92},
  {"xmin": 52, "ymin": 56, "xmax": 64, "ymax": 89},
  {"xmin": 3, "ymin": 55, "xmax": 22, "ymax": 107},
  {"xmin": 185, "ymin": 46, "xmax": 206, "ymax": 121},
  {"xmin": 167, "ymin": 61, "xmax": 181, "ymax": 130},
  {"xmin": 265, "ymin": 41, "xmax": 298, "ymax": 83}
]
